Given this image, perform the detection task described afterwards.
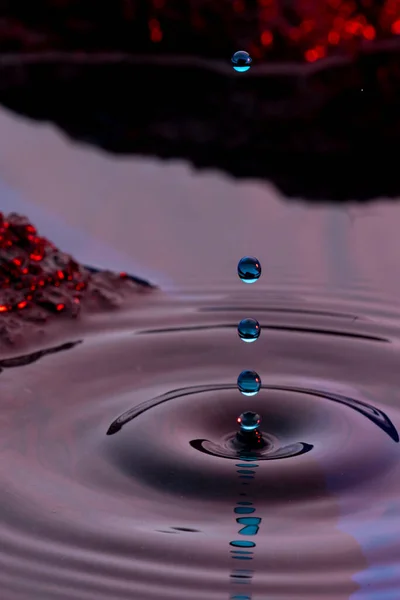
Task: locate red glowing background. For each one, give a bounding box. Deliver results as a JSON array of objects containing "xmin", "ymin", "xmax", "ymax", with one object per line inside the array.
[{"xmin": 146, "ymin": 0, "xmax": 400, "ymax": 62}]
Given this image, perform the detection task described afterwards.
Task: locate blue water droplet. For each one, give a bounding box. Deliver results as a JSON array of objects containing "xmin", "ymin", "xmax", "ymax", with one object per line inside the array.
[
  {"xmin": 231, "ymin": 50, "xmax": 252, "ymax": 72},
  {"xmin": 237, "ymin": 372, "xmax": 261, "ymax": 397},
  {"xmin": 237, "ymin": 410, "xmax": 262, "ymax": 430},
  {"xmin": 237, "ymin": 256, "xmax": 261, "ymax": 283},
  {"xmin": 238, "ymin": 318, "xmax": 261, "ymax": 343}
]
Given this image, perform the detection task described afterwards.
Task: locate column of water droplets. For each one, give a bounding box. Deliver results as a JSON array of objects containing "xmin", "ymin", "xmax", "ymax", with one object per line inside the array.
[
  {"xmin": 229, "ymin": 54, "xmax": 260, "ymax": 600},
  {"xmin": 236, "ymin": 256, "xmax": 262, "ymax": 441}
]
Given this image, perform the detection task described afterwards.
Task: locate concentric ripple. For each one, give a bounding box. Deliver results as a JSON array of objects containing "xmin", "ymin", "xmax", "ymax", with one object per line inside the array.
[{"xmin": 0, "ymin": 288, "xmax": 400, "ymax": 599}]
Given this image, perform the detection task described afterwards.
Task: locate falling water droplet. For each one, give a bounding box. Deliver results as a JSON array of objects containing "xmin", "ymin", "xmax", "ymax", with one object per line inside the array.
[
  {"xmin": 237, "ymin": 257, "xmax": 261, "ymax": 284},
  {"xmin": 238, "ymin": 318, "xmax": 261, "ymax": 343},
  {"xmin": 231, "ymin": 50, "xmax": 252, "ymax": 72},
  {"xmin": 237, "ymin": 411, "xmax": 261, "ymax": 431},
  {"xmin": 237, "ymin": 371, "xmax": 261, "ymax": 396}
]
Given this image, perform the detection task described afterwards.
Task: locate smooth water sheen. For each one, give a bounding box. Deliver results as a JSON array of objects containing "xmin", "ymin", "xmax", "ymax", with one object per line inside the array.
[{"xmin": 1, "ymin": 284, "xmax": 400, "ymax": 600}]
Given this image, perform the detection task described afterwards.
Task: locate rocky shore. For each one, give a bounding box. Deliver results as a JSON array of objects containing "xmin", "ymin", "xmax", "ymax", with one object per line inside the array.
[{"xmin": 0, "ymin": 212, "xmax": 154, "ymax": 348}]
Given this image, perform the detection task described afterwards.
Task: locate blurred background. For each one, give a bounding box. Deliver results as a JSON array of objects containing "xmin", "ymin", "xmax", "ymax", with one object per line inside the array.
[{"xmin": 1, "ymin": 0, "xmax": 400, "ymax": 290}]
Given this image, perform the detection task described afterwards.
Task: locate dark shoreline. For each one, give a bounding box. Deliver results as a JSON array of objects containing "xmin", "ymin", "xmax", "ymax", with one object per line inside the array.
[
  {"xmin": 1, "ymin": 0, "xmax": 400, "ymax": 201},
  {"xmin": 1, "ymin": 47, "xmax": 400, "ymax": 201}
]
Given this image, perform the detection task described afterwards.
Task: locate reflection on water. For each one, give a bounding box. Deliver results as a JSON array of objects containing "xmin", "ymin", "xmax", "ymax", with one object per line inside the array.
[
  {"xmin": 0, "ymin": 107, "xmax": 400, "ymax": 598},
  {"xmin": 1, "ymin": 106, "xmax": 400, "ymax": 298},
  {"xmin": 0, "ymin": 289, "xmax": 399, "ymax": 598}
]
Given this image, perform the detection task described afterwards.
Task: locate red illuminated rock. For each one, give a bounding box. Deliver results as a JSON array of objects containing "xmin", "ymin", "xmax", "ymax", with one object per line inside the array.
[{"xmin": 0, "ymin": 212, "xmax": 154, "ymax": 346}]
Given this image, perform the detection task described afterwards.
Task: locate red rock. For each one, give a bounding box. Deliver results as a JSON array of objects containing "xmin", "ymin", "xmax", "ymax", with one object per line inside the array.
[{"xmin": 0, "ymin": 212, "xmax": 155, "ymax": 339}]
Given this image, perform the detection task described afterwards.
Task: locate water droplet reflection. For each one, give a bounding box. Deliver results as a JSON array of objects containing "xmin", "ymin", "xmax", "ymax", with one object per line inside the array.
[
  {"xmin": 230, "ymin": 540, "xmax": 256, "ymax": 548},
  {"xmin": 234, "ymin": 507, "xmax": 256, "ymax": 514}
]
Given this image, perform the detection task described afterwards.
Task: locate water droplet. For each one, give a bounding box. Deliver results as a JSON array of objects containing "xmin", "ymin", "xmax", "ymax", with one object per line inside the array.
[
  {"xmin": 237, "ymin": 372, "xmax": 261, "ymax": 397},
  {"xmin": 238, "ymin": 318, "xmax": 261, "ymax": 342},
  {"xmin": 231, "ymin": 50, "xmax": 252, "ymax": 72},
  {"xmin": 237, "ymin": 410, "xmax": 261, "ymax": 430},
  {"xmin": 237, "ymin": 256, "xmax": 261, "ymax": 283}
]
